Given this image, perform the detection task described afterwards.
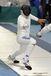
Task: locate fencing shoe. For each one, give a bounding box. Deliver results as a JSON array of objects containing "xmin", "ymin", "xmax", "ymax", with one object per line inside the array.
[
  {"xmin": 36, "ymin": 32, "xmax": 42, "ymax": 38},
  {"xmin": 8, "ymin": 55, "xmax": 19, "ymax": 63},
  {"xmin": 23, "ymin": 58, "xmax": 32, "ymax": 70}
]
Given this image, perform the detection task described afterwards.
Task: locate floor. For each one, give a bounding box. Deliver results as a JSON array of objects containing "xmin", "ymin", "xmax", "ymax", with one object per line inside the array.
[
  {"xmin": 0, "ymin": 60, "xmax": 20, "ymax": 76},
  {"xmin": 0, "ymin": 23, "xmax": 51, "ymax": 76}
]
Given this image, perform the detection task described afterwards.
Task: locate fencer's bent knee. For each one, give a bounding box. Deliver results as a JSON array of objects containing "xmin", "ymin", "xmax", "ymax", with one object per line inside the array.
[
  {"xmin": 30, "ymin": 38, "xmax": 36, "ymax": 45},
  {"xmin": 45, "ymin": 23, "xmax": 51, "ymax": 31},
  {"xmin": 48, "ymin": 23, "xmax": 51, "ymax": 31}
]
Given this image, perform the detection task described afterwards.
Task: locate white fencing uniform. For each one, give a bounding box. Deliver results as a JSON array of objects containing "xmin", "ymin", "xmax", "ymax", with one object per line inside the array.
[
  {"xmin": 10, "ymin": 14, "xmax": 38, "ymax": 61},
  {"xmin": 40, "ymin": 23, "xmax": 51, "ymax": 35},
  {"xmin": 37, "ymin": 23, "xmax": 51, "ymax": 37}
]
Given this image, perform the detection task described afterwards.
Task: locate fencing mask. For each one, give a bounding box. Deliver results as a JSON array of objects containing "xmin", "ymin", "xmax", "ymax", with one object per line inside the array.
[{"xmin": 21, "ymin": 5, "xmax": 31, "ymax": 16}]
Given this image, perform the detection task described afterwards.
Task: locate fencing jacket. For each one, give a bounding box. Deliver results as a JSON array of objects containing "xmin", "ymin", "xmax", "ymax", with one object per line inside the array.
[{"xmin": 17, "ymin": 14, "xmax": 38, "ymax": 38}]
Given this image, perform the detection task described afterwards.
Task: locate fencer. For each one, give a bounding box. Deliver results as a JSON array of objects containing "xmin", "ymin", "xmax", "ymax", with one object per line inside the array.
[
  {"xmin": 36, "ymin": 23, "xmax": 51, "ymax": 37},
  {"xmin": 8, "ymin": 5, "xmax": 46, "ymax": 70}
]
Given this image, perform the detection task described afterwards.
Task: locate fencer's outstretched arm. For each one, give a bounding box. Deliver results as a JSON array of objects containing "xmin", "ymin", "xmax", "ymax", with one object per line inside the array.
[
  {"xmin": 36, "ymin": 23, "xmax": 51, "ymax": 37},
  {"xmin": 30, "ymin": 14, "xmax": 46, "ymax": 24},
  {"xmin": 30, "ymin": 14, "xmax": 38, "ymax": 21}
]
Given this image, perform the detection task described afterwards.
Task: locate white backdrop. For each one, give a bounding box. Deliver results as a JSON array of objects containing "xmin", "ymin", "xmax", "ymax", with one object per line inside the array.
[{"xmin": 0, "ymin": 0, "xmax": 30, "ymax": 6}]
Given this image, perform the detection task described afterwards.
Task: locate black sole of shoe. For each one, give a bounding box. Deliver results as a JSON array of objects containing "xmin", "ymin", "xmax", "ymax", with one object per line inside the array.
[
  {"xmin": 25, "ymin": 66, "xmax": 32, "ymax": 70},
  {"xmin": 14, "ymin": 60, "xmax": 19, "ymax": 63}
]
